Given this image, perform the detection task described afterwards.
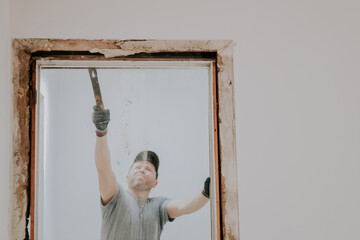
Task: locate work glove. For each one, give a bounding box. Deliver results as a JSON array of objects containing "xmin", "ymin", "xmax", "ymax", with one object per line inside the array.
[
  {"xmin": 92, "ymin": 105, "xmax": 110, "ymax": 137},
  {"xmin": 202, "ymin": 177, "xmax": 211, "ymax": 198}
]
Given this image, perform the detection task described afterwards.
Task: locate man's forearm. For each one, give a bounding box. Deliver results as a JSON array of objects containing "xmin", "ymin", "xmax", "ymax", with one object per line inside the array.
[
  {"xmin": 95, "ymin": 135, "xmax": 112, "ymax": 173},
  {"xmin": 167, "ymin": 193, "xmax": 209, "ymax": 218},
  {"xmin": 92, "ymin": 105, "xmax": 117, "ymax": 203}
]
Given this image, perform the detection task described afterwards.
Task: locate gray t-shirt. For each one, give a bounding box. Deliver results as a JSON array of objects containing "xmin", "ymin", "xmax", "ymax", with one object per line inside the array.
[{"xmin": 100, "ymin": 183, "xmax": 172, "ymax": 240}]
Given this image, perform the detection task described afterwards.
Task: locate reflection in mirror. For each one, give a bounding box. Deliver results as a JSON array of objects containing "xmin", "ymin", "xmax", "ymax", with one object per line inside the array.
[{"xmin": 37, "ymin": 64, "xmax": 214, "ymax": 240}]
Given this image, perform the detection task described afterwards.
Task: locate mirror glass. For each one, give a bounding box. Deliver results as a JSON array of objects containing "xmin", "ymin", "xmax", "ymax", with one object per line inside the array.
[{"xmin": 37, "ymin": 63, "xmax": 214, "ymax": 240}]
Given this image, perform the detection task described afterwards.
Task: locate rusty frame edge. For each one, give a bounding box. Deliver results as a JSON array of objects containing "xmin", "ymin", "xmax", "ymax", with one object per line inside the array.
[
  {"xmin": 11, "ymin": 39, "xmax": 32, "ymax": 240},
  {"xmin": 216, "ymin": 43, "xmax": 240, "ymax": 240},
  {"xmin": 10, "ymin": 39, "xmax": 239, "ymax": 240}
]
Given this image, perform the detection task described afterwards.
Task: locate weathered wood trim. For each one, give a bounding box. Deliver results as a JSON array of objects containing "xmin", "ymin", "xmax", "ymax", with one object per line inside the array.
[{"xmin": 11, "ymin": 39, "xmax": 239, "ymax": 240}]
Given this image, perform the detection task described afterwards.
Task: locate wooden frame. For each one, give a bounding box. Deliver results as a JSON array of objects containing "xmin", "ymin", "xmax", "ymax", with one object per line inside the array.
[{"xmin": 10, "ymin": 39, "xmax": 239, "ymax": 240}]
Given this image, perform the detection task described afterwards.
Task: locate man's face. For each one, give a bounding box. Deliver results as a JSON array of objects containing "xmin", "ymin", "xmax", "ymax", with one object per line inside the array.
[{"xmin": 127, "ymin": 161, "xmax": 158, "ymax": 192}]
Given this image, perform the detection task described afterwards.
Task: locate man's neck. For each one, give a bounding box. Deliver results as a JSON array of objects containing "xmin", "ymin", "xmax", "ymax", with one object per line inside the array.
[{"xmin": 128, "ymin": 188, "xmax": 150, "ymax": 201}]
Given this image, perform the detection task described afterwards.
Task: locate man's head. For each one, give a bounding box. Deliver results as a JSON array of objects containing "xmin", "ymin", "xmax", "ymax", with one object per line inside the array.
[
  {"xmin": 126, "ymin": 151, "xmax": 159, "ymax": 192},
  {"xmin": 132, "ymin": 151, "xmax": 159, "ymax": 179}
]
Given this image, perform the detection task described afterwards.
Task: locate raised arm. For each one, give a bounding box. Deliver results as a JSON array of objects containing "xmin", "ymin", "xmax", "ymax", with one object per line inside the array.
[
  {"xmin": 167, "ymin": 177, "xmax": 210, "ymax": 219},
  {"xmin": 92, "ymin": 105, "xmax": 117, "ymax": 204}
]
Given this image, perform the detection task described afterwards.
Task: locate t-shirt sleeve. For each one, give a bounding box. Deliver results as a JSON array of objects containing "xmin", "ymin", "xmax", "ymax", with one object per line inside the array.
[
  {"xmin": 100, "ymin": 183, "xmax": 125, "ymax": 219},
  {"xmin": 160, "ymin": 198, "xmax": 175, "ymax": 226}
]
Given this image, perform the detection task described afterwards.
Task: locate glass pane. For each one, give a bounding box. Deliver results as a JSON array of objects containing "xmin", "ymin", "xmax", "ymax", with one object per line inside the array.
[{"xmin": 38, "ymin": 66, "xmax": 212, "ymax": 240}]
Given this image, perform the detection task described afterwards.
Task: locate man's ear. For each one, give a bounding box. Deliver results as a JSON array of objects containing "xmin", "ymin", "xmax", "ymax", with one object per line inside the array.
[{"xmin": 152, "ymin": 180, "xmax": 158, "ymax": 188}]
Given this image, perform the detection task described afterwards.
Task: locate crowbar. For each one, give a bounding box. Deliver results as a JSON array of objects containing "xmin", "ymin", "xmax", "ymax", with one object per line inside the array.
[{"xmin": 88, "ymin": 68, "xmax": 104, "ymax": 109}]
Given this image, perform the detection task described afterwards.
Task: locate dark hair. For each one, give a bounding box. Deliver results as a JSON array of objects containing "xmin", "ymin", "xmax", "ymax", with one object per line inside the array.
[{"xmin": 132, "ymin": 150, "xmax": 159, "ymax": 179}]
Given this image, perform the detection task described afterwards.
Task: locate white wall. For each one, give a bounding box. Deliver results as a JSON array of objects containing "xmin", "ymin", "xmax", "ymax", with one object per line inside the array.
[
  {"xmin": 8, "ymin": 0, "xmax": 360, "ymax": 239},
  {"xmin": 0, "ymin": 0, "xmax": 11, "ymax": 239}
]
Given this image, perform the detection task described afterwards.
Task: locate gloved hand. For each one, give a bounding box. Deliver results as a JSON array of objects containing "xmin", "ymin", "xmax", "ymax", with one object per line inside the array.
[
  {"xmin": 92, "ymin": 105, "xmax": 110, "ymax": 137},
  {"xmin": 202, "ymin": 177, "xmax": 210, "ymax": 198}
]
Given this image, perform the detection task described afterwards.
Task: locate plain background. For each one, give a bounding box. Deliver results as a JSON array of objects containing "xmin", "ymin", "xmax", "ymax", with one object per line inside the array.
[{"xmin": 1, "ymin": 0, "xmax": 360, "ymax": 239}]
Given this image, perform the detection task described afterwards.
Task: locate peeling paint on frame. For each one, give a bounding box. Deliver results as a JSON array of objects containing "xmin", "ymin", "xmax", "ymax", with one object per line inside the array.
[{"xmin": 10, "ymin": 39, "xmax": 239, "ymax": 240}]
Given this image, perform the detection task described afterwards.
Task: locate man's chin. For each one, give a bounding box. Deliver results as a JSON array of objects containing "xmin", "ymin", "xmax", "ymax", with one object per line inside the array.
[
  {"xmin": 135, "ymin": 187, "xmax": 150, "ymax": 192},
  {"xmin": 130, "ymin": 181, "xmax": 149, "ymax": 191}
]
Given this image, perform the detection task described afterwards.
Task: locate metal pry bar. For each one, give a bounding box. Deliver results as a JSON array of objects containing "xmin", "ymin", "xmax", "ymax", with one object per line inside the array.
[{"xmin": 88, "ymin": 68, "xmax": 104, "ymax": 109}]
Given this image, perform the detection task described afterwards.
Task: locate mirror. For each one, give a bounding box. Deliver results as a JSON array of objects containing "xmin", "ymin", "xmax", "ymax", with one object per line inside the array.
[{"xmin": 37, "ymin": 61, "xmax": 215, "ymax": 239}]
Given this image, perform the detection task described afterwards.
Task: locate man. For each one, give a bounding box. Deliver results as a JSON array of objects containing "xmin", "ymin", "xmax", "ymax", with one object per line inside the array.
[{"xmin": 92, "ymin": 105, "xmax": 210, "ymax": 240}]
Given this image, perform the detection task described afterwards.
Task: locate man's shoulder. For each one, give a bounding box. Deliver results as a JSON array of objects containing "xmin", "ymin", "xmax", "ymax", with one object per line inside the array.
[
  {"xmin": 102, "ymin": 183, "xmax": 131, "ymax": 206},
  {"xmin": 147, "ymin": 195, "xmax": 171, "ymax": 206},
  {"xmin": 148, "ymin": 195, "xmax": 169, "ymax": 200}
]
